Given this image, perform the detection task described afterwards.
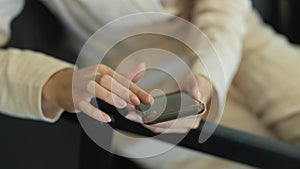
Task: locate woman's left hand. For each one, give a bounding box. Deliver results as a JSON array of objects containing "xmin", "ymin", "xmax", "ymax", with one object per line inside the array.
[{"xmin": 125, "ymin": 73, "xmax": 212, "ymax": 133}]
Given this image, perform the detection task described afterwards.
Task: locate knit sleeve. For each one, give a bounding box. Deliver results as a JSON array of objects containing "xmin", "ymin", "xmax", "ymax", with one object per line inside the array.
[
  {"xmin": 234, "ymin": 10, "xmax": 300, "ymax": 145},
  {"xmin": 0, "ymin": 48, "xmax": 74, "ymax": 122},
  {"xmin": 191, "ymin": 0, "xmax": 251, "ymax": 102}
]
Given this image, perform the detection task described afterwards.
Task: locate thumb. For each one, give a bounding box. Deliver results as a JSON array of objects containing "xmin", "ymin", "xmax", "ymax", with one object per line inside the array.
[{"xmin": 123, "ymin": 62, "xmax": 146, "ymax": 82}]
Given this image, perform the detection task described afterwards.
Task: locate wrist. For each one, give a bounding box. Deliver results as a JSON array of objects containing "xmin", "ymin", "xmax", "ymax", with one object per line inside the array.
[{"xmin": 42, "ymin": 68, "xmax": 73, "ymax": 117}]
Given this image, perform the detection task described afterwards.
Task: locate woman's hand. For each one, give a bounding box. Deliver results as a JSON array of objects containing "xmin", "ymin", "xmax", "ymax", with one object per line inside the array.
[
  {"xmin": 42, "ymin": 63, "xmax": 153, "ymax": 122},
  {"xmin": 126, "ymin": 72, "xmax": 212, "ymax": 133}
]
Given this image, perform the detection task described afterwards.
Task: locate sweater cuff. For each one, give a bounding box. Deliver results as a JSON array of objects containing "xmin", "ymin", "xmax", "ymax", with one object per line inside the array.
[
  {"xmin": 29, "ymin": 52, "xmax": 74, "ymax": 123},
  {"xmin": 0, "ymin": 48, "xmax": 74, "ymax": 123}
]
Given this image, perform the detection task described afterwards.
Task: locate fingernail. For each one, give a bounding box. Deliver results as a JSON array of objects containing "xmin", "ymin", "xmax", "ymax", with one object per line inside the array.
[
  {"xmin": 102, "ymin": 114, "xmax": 111, "ymax": 122},
  {"xmin": 131, "ymin": 95, "xmax": 140, "ymax": 105},
  {"xmin": 148, "ymin": 95, "xmax": 154, "ymax": 105},
  {"xmin": 115, "ymin": 98, "xmax": 127, "ymax": 108},
  {"xmin": 125, "ymin": 114, "xmax": 138, "ymax": 121}
]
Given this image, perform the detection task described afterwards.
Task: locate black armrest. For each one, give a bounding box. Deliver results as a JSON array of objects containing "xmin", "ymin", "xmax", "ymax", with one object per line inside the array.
[{"xmin": 86, "ymin": 99, "xmax": 300, "ymax": 169}]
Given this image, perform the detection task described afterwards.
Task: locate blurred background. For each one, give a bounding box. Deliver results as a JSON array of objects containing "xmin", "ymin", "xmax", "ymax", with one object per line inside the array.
[{"xmin": 1, "ymin": 0, "xmax": 299, "ymax": 168}]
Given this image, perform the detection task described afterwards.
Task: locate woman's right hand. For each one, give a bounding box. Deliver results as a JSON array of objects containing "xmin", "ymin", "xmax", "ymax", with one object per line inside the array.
[{"xmin": 42, "ymin": 63, "xmax": 153, "ymax": 122}]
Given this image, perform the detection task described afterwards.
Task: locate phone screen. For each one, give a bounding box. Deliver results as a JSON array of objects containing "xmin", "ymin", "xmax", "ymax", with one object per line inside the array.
[{"xmin": 136, "ymin": 92, "xmax": 205, "ymax": 124}]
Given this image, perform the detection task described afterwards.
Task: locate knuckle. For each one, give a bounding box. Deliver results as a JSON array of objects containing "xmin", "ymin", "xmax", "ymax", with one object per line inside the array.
[
  {"xmin": 78, "ymin": 101, "xmax": 88, "ymax": 112},
  {"xmin": 102, "ymin": 91, "xmax": 112, "ymax": 101},
  {"xmin": 98, "ymin": 74, "xmax": 109, "ymax": 85},
  {"xmin": 86, "ymin": 81, "xmax": 94, "ymax": 93},
  {"xmin": 98, "ymin": 64, "xmax": 113, "ymax": 75},
  {"xmin": 97, "ymin": 64, "xmax": 106, "ymax": 71},
  {"xmin": 152, "ymin": 127, "xmax": 161, "ymax": 133}
]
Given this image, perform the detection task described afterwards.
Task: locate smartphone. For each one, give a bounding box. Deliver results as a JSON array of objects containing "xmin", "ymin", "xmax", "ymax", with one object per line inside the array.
[{"xmin": 136, "ymin": 91, "xmax": 205, "ymax": 124}]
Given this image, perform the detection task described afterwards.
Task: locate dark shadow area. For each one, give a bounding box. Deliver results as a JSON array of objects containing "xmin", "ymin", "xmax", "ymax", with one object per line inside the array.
[
  {"xmin": 253, "ymin": 0, "xmax": 300, "ymax": 43},
  {"xmin": 0, "ymin": 114, "xmax": 81, "ymax": 169}
]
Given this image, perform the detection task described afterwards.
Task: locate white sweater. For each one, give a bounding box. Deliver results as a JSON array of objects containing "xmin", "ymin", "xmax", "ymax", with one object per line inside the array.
[{"xmin": 0, "ymin": 0, "xmax": 250, "ymax": 122}]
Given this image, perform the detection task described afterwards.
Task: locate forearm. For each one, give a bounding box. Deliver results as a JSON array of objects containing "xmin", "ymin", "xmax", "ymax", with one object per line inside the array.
[
  {"xmin": 42, "ymin": 67, "xmax": 74, "ymax": 120},
  {"xmin": 234, "ymin": 10, "xmax": 300, "ymax": 144}
]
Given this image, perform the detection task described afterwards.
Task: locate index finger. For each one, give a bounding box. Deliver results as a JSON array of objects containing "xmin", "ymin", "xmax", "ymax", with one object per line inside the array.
[{"xmin": 99, "ymin": 65, "xmax": 153, "ymax": 105}]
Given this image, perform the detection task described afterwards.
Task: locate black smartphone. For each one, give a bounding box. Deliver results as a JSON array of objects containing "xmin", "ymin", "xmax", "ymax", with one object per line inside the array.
[{"xmin": 136, "ymin": 91, "xmax": 205, "ymax": 124}]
